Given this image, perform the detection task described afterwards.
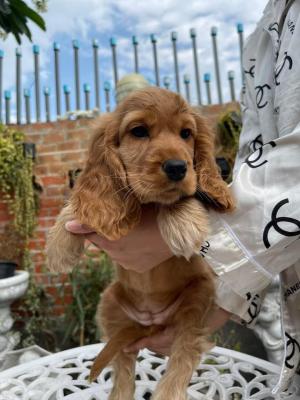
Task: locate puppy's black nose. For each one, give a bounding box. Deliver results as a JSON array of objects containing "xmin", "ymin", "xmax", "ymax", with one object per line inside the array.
[{"xmin": 162, "ymin": 159, "xmax": 187, "ymax": 181}]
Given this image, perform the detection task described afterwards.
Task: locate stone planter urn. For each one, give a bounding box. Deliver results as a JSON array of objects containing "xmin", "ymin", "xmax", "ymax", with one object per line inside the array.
[{"xmin": 0, "ymin": 271, "xmax": 29, "ymax": 364}]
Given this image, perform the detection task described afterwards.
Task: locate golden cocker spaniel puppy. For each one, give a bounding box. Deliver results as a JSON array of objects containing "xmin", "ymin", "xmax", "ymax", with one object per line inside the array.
[{"xmin": 47, "ymin": 87, "xmax": 234, "ymax": 400}]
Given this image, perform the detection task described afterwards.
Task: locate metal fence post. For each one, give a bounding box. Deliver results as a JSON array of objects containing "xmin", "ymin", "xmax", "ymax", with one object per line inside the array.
[
  {"xmin": 84, "ymin": 83, "xmax": 91, "ymax": 111},
  {"xmin": 92, "ymin": 39, "xmax": 100, "ymax": 111},
  {"xmin": 163, "ymin": 76, "xmax": 171, "ymax": 90},
  {"xmin": 0, "ymin": 50, "xmax": 3, "ymax": 123},
  {"xmin": 16, "ymin": 48, "xmax": 22, "ymax": 124},
  {"xmin": 104, "ymin": 81, "xmax": 111, "ymax": 112},
  {"xmin": 24, "ymin": 89, "xmax": 31, "ymax": 124},
  {"xmin": 171, "ymin": 31, "xmax": 180, "ymax": 93},
  {"xmin": 33, "ymin": 44, "xmax": 41, "ymax": 122},
  {"xmin": 184, "ymin": 74, "xmax": 191, "ymax": 103},
  {"xmin": 237, "ymin": 23, "xmax": 244, "ymax": 85},
  {"xmin": 44, "ymin": 86, "xmax": 51, "ymax": 122},
  {"xmin": 204, "ymin": 73, "xmax": 212, "ymax": 105},
  {"xmin": 190, "ymin": 28, "xmax": 202, "ymax": 105},
  {"xmin": 73, "ymin": 39, "xmax": 81, "ymax": 110},
  {"xmin": 110, "ymin": 37, "xmax": 118, "ymax": 87},
  {"xmin": 228, "ymin": 70, "xmax": 236, "ymax": 102},
  {"xmin": 132, "ymin": 35, "xmax": 139, "ymax": 73},
  {"xmin": 5, "ymin": 90, "xmax": 11, "ymax": 124},
  {"xmin": 53, "ymin": 42, "xmax": 61, "ymax": 118},
  {"xmin": 64, "ymin": 84, "xmax": 71, "ymax": 112},
  {"xmin": 211, "ymin": 27, "xmax": 223, "ymax": 104},
  {"xmin": 151, "ymin": 34, "xmax": 160, "ymax": 86}
]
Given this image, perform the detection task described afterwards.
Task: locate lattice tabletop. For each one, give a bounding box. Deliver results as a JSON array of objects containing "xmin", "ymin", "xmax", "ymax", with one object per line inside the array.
[{"xmin": 0, "ymin": 344, "xmax": 299, "ymax": 399}]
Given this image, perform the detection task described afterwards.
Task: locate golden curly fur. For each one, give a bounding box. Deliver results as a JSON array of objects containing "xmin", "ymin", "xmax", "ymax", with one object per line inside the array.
[{"xmin": 47, "ymin": 87, "xmax": 234, "ymax": 400}]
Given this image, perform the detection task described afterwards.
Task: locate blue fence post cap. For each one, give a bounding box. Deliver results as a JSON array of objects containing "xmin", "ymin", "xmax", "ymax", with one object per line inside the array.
[
  {"xmin": 204, "ymin": 73, "xmax": 211, "ymax": 82},
  {"xmin": 53, "ymin": 42, "xmax": 60, "ymax": 50},
  {"xmin": 190, "ymin": 28, "xmax": 196, "ymax": 38},
  {"xmin": 15, "ymin": 48, "xmax": 22, "ymax": 56},
  {"xmin": 92, "ymin": 39, "xmax": 99, "ymax": 48},
  {"xmin": 150, "ymin": 34, "xmax": 157, "ymax": 43},
  {"xmin": 72, "ymin": 40, "xmax": 79, "ymax": 49},
  {"xmin": 63, "ymin": 85, "xmax": 71, "ymax": 94},
  {"xmin": 211, "ymin": 26, "xmax": 218, "ymax": 36},
  {"xmin": 237, "ymin": 23, "xmax": 244, "ymax": 33},
  {"xmin": 0, "ymin": 50, "xmax": 4, "ymax": 58},
  {"xmin": 110, "ymin": 37, "xmax": 117, "ymax": 46},
  {"xmin": 228, "ymin": 70, "xmax": 235, "ymax": 80},
  {"xmin": 33, "ymin": 44, "xmax": 40, "ymax": 54},
  {"xmin": 104, "ymin": 81, "xmax": 111, "ymax": 91},
  {"xmin": 132, "ymin": 35, "xmax": 138, "ymax": 45},
  {"xmin": 44, "ymin": 86, "xmax": 50, "ymax": 95},
  {"xmin": 84, "ymin": 83, "xmax": 91, "ymax": 92},
  {"xmin": 24, "ymin": 89, "xmax": 31, "ymax": 97},
  {"xmin": 163, "ymin": 76, "xmax": 171, "ymax": 86},
  {"xmin": 171, "ymin": 31, "xmax": 177, "ymax": 41},
  {"xmin": 184, "ymin": 74, "xmax": 190, "ymax": 84},
  {"xmin": 4, "ymin": 90, "xmax": 11, "ymax": 99}
]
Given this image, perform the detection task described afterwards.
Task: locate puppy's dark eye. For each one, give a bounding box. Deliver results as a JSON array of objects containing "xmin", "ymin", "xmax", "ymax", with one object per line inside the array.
[
  {"xmin": 131, "ymin": 126, "xmax": 149, "ymax": 138},
  {"xmin": 180, "ymin": 129, "xmax": 191, "ymax": 139}
]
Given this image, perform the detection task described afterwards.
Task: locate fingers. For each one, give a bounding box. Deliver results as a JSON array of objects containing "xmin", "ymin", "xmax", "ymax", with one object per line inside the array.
[{"xmin": 65, "ymin": 220, "xmax": 95, "ymax": 234}]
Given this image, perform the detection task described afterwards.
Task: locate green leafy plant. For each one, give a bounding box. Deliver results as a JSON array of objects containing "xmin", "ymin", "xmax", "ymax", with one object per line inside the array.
[
  {"xmin": 61, "ymin": 252, "xmax": 114, "ymax": 348},
  {"xmin": 0, "ymin": 0, "xmax": 46, "ymax": 43},
  {"xmin": 216, "ymin": 110, "xmax": 242, "ymax": 182},
  {"xmin": 0, "ymin": 224, "xmax": 23, "ymax": 261},
  {"xmin": 0, "ymin": 125, "xmax": 37, "ymax": 237},
  {"xmin": 0, "ymin": 124, "xmax": 46, "ymax": 346}
]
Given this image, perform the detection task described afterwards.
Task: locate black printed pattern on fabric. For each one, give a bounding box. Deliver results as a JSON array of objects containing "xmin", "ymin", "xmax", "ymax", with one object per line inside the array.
[
  {"xmin": 242, "ymin": 292, "xmax": 261, "ymax": 326},
  {"xmin": 249, "ymin": 134, "xmax": 263, "ymax": 152},
  {"xmin": 244, "ymin": 59, "xmax": 256, "ymax": 78},
  {"xmin": 245, "ymin": 141, "xmax": 276, "ymax": 168},
  {"xmin": 263, "ymin": 198, "xmax": 300, "ymax": 249},
  {"xmin": 285, "ymin": 332, "xmax": 300, "ymax": 369},
  {"xmin": 287, "ymin": 19, "xmax": 295, "ymax": 34},
  {"xmin": 275, "ymin": 52, "xmax": 293, "ymax": 86},
  {"xmin": 199, "ymin": 241, "xmax": 210, "ymax": 258},
  {"xmin": 255, "ymin": 84, "xmax": 272, "ymax": 109},
  {"xmin": 269, "ymin": 22, "xmax": 280, "ymax": 35},
  {"xmin": 284, "ymin": 281, "xmax": 300, "ymax": 301}
]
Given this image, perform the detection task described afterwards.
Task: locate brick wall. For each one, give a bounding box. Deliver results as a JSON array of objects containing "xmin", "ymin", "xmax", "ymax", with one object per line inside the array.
[{"xmin": 1, "ymin": 102, "xmax": 239, "ymax": 315}]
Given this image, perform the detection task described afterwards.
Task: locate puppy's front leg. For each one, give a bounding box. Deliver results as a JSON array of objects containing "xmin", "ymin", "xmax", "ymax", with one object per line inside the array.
[
  {"xmin": 108, "ymin": 351, "xmax": 137, "ymax": 400},
  {"xmin": 152, "ymin": 276, "xmax": 214, "ymax": 400},
  {"xmin": 158, "ymin": 198, "xmax": 209, "ymax": 260},
  {"xmin": 46, "ymin": 203, "xmax": 85, "ymax": 273}
]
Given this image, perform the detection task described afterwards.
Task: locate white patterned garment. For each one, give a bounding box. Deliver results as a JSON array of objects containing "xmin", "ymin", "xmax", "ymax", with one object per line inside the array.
[{"xmin": 204, "ymin": 0, "xmax": 300, "ymax": 394}]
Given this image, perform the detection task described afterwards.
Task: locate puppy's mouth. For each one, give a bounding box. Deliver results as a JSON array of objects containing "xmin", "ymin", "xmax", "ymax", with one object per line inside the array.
[{"xmin": 135, "ymin": 182, "xmax": 189, "ymax": 205}]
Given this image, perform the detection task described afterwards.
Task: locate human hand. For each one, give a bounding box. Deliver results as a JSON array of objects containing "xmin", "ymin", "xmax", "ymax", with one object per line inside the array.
[
  {"xmin": 124, "ymin": 306, "xmax": 232, "ymax": 356},
  {"xmin": 65, "ymin": 204, "xmax": 172, "ymax": 272}
]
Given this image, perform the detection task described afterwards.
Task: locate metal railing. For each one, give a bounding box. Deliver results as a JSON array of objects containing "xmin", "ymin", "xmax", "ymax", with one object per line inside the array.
[{"xmin": 0, "ymin": 23, "xmax": 245, "ymax": 124}]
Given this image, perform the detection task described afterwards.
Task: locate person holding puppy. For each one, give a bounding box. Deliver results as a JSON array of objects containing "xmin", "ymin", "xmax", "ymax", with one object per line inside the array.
[{"xmin": 66, "ymin": 0, "xmax": 300, "ymax": 394}]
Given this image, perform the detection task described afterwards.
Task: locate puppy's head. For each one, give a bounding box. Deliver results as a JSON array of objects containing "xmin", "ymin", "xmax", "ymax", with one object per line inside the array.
[{"xmin": 72, "ymin": 87, "xmax": 234, "ymax": 239}]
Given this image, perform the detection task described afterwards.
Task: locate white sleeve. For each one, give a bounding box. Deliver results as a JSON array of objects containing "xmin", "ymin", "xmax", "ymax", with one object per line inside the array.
[
  {"xmin": 205, "ymin": 124, "xmax": 300, "ymax": 322},
  {"xmin": 204, "ymin": 0, "xmax": 300, "ymax": 323}
]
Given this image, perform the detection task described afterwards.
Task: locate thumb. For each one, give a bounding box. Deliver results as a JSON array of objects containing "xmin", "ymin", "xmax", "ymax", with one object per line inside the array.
[{"xmin": 65, "ymin": 220, "xmax": 95, "ymax": 234}]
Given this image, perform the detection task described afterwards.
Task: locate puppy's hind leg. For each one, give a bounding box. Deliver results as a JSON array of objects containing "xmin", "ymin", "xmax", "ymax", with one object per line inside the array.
[{"xmin": 46, "ymin": 203, "xmax": 85, "ymax": 273}]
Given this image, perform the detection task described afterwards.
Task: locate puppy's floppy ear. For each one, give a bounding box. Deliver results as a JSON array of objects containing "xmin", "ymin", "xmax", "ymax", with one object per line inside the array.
[
  {"xmin": 71, "ymin": 113, "xmax": 141, "ymax": 240},
  {"xmin": 193, "ymin": 113, "xmax": 235, "ymax": 213}
]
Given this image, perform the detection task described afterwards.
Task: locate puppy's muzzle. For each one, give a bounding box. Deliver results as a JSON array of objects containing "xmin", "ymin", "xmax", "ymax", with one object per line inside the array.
[{"xmin": 162, "ymin": 159, "xmax": 187, "ymax": 181}]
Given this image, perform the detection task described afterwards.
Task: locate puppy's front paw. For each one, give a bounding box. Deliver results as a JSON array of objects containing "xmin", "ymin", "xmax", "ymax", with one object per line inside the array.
[
  {"xmin": 158, "ymin": 198, "xmax": 209, "ymax": 260},
  {"xmin": 46, "ymin": 204, "xmax": 85, "ymax": 273}
]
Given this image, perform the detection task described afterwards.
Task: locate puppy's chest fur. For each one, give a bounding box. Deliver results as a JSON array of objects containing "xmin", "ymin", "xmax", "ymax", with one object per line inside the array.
[
  {"xmin": 116, "ymin": 255, "xmax": 206, "ymax": 315},
  {"xmin": 109, "ymin": 198, "xmax": 213, "ymax": 322}
]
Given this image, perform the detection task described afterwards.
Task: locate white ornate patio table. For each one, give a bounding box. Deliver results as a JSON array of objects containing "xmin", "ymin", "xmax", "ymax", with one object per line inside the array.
[{"xmin": 0, "ymin": 343, "xmax": 299, "ymax": 400}]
